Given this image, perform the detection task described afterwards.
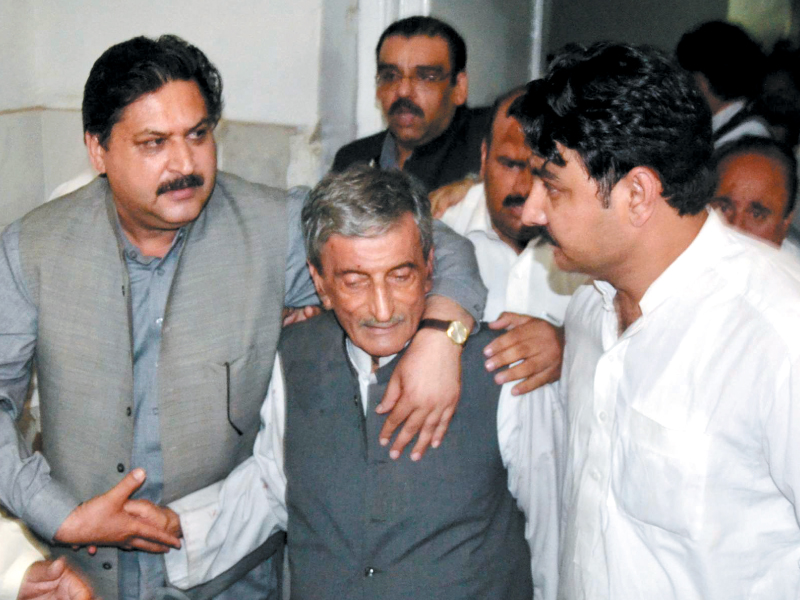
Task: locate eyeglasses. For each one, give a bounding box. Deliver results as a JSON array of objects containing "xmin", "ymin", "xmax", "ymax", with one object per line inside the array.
[{"xmin": 375, "ymin": 67, "xmax": 453, "ymax": 89}]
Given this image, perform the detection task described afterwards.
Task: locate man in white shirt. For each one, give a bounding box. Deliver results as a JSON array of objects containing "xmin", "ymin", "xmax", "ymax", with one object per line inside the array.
[
  {"xmin": 515, "ymin": 42, "xmax": 800, "ymax": 599},
  {"xmin": 162, "ymin": 165, "xmax": 563, "ymax": 600},
  {"xmin": 1, "ymin": 516, "xmax": 93, "ymax": 600},
  {"xmin": 711, "ymin": 135, "xmax": 800, "ymax": 259},
  {"xmin": 441, "ymin": 83, "xmax": 587, "ymax": 395}
]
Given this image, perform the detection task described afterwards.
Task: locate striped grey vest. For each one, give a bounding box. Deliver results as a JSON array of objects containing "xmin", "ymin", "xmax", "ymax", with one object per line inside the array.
[
  {"xmin": 281, "ymin": 312, "xmax": 533, "ymax": 600},
  {"xmin": 18, "ymin": 173, "xmax": 287, "ymax": 600}
]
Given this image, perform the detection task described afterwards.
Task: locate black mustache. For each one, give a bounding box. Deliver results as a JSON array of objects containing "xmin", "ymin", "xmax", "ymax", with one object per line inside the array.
[
  {"xmin": 157, "ymin": 173, "xmax": 204, "ymax": 195},
  {"xmin": 539, "ymin": 227, "xmax": 559, "ymax": 248},
  {"xmin": 502, "ymin": 195, "xmax": 526, "ymax": 208},
  {"xmin": 388, "ymin": 98, "xmax": 425, "ymax": 118}
]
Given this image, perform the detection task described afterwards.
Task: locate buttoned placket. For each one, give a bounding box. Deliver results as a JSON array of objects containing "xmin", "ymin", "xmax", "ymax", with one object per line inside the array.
[{"xmin": 574, "ymin": 290, "xmax": 647, "ymax": 594}]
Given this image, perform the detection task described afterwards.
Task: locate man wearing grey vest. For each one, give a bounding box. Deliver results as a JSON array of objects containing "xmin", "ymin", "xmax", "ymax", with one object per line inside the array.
[
  {"xmin": 163, "ymin": 166, "xmax": 564, "ymax": 600},
  {"xmin": 0, "ymin": 36, "xmax": 487, "ymax": 600}
]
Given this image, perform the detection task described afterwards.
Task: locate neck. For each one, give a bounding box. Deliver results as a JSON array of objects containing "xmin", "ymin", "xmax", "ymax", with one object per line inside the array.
[
  {"xmin": 395, "ymin": 142, "xmax": 414, "ymax": 169},
  {"xmin": 606, "ymin": 209, "xmax": 707, "ymax": 332},
  {"xmin": 118, "ymin": 217, "xmax": 178, "ymax": 259},
  {"xmin": 494, "ymin": 227, "xmax": 527, "ymax": 255}
]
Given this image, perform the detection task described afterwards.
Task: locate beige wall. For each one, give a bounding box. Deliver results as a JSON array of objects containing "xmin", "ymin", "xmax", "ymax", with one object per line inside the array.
[{"xmin": 0, "ymin": 0, "xmax": 325, "ymax": 230}]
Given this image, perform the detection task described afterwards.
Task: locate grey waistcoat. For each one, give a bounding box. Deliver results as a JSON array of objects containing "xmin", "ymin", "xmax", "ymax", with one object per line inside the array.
[
  {"xmin": 281, "ymin": 312, "xmax": 533, "ymax": 600},
  {"xmin": 17, "ymin": 173, "xmax": 288, "ymax": 600}
]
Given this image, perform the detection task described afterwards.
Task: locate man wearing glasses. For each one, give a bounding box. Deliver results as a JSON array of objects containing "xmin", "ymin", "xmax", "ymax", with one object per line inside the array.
[{"xmin": 331, "ymin": 16, "xmax": 490, "ymax": 194}]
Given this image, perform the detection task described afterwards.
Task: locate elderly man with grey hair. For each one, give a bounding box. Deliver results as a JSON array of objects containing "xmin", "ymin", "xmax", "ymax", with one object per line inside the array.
[{"xmin": 163, "ymin": 165, "xmax": 564, "ymax": 600}]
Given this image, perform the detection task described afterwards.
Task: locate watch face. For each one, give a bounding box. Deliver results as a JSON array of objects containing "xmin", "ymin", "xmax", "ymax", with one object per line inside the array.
[{"xmin": 447, "ymin": 321, "xmax": 469, "ymax": 344}]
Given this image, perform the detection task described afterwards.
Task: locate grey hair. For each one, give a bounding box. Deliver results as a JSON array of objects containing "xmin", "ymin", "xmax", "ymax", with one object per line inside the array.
[{"xmin": 302, "ymin": 165, "xmax": 433, "ymax": 271}]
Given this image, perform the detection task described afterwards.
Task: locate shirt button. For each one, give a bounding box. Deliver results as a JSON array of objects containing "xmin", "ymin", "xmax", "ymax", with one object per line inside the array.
[
  {"xmin": 598, "ymin": 411, "xmax": 607, "ymax": 422},
  {"xmin": 117, "ymin": 463, "xmax": 125, "ymax": 473},
  {"xmin": 364, "ymin": 567, "xmax": 376, "ymax": 577},
  {"xmin": 156, "ymin": 317, "xmax": 163, "ymax": 326},
  {"xmin": 102, "ymin": 562, "xmax": 113, "ymax": 570},
  {"xmin": 156, "ymin": 268, "xmax": 165, "ymax": 276},
  {"xmin": 126, "ymin": 250, "xmax": 137, "ymax": 260},
  {"xmin": 126, "ymin": 407, "xmax": 132, "ymax": 417}
]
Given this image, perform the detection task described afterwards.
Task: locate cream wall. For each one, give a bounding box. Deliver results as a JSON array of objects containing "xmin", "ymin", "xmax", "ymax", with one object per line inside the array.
[{"xmin": 0, "ymin": 0, "xmax": 325, "ymax": 230}]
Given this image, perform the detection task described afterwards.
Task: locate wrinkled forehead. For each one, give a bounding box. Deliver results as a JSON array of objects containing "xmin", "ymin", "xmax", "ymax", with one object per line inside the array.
[{"xmin": 378, "ymin": 34, "xmax": 452, "ymax": 70}]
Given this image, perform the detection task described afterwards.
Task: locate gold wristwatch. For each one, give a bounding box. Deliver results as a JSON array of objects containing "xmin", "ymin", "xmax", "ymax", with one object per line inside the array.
[{"xmin": 418, "ymin": 318, "xmax": 470, "ymax": 346}]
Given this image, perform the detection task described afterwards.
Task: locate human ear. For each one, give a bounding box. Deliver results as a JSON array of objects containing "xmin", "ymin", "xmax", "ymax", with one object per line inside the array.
[
  {"xmin": 308, "ymin": 262, "xmax": 333, "ymax": 310},
  {"xmin": 423, "ymin": 249, "xmax": 434, "ymax": 294},
  {"xmin": 85, "ymin": 132, "xmax": 107, "ymax": 175},
  {"xmin": 625, "ymin": 167, "xmax": 662, "ymax": 228},
  {"xmin": 479, "ymin": 139, "xmax": 488, "ymax": 180},
  {"xmin": 453, "ymin": 71, "xmax": 468, "ymax": 106}
]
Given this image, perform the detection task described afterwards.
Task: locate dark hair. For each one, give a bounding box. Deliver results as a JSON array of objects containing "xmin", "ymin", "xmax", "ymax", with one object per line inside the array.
[
  {"xmin": 376, "ymin": 16, "xmax": 467, "ymax": 83},
  {"xmin": 83, "ymin": 34, "xmax": 223, "ymax": 147},
  {"xmin": 483, "ymin": 83, "xmax": 532, "ymax": 151},
  {"xmin": 676, "ymin": 21, "xmax": 765, "ymax": 102},
  {"xmin": 302, "ymin": 165, "xmax": 433, "ymax": 271},
  {"xmin": 511, "ymin": 42, "xmax": 714, "ymax": 215},
  {"xmin": 714, "ymin": 135, "xmax": 798, "ymax": 215}
]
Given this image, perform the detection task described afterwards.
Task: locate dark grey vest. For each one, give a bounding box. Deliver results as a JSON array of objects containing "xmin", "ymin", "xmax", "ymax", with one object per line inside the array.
[
  {"xmin": 18, "ymin": 173, "xmax": 288, "ymax": 600},
  {"xmin": 281, "ymin": 312, "xmax": 532, "ymax": 600}
]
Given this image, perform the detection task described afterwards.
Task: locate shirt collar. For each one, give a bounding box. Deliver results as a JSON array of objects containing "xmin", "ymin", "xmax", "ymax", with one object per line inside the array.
[
  {"xmin": 345, "ymin": 338, "xmax": 397, "ymax": 380},
  {"xmin": 712, "ymin": 99, "xmax": 747, "ymax": 132},
  {"xmin": 379, "ymin": 105, "xmax": 470, "ymax": 169},
  {"xmin": 638, "ymin": 209, "xmax": 722, "ymax": 316},
  {"xmin": 593, "ymin": 210, "xmax": 726, "ymax": 317}
]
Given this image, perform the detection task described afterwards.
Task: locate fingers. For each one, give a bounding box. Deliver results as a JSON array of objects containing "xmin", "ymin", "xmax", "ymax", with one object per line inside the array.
[
  {"xmin": 510, "ymin": 368, "xmax": 558, "ymax": 395},
  {"xmin": 375, "ymin": 376, "xmax": 402, "ymax": 415},
  {"xmin": 107, "ymin": 468, "xmax": 146, "ymax": 503},
  {"xmin": 388, "ymin": 409, "xmax": 428, "ymax": 460},
  {"xmin": 409, "ymin": 406, "xmax": 451, "ymax": 460},
  {"xmin": 378, "ymin": 397, "xmax": 412, "ymax": 449},
  {"xmin": 302, "ymin": 305, "xmax": 322, "ymax": 319},
  {"xmin": 494, "ymin": 357, "xmax": 543, "ymax": 385},
  {"xmin": 128, "ymin": 519, "xmax": 182, "ymax": 550},
  {"xmin": 46, "ymin": 557, "xmax": 68, "ymax": 580},
  {"xmin": 485, "ymin": 335, "xmax": 537, "ymax": 373},
  {"xmin": 431, "ymin": 405, "xmax": 455, "ymax": 449},
  {"xmin": 125, "ymin": 501, "xmax": 183, "ymax": 538},
  {"xmin": 487, "ymin": 311, "xmax": 532, "ymax": 331}
]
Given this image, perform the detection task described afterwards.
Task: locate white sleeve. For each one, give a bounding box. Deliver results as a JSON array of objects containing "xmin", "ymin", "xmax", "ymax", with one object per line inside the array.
[
  {"xmin": 0, "ymin": 517, "xmax": 46, "ymax": 600},
  {"xmin": 164, "ymin": 354, "xmax": 288, "ymax": 589},
  {"xmin": 499, "ymin": 380, "xmax": 564, "ymax": 600}
]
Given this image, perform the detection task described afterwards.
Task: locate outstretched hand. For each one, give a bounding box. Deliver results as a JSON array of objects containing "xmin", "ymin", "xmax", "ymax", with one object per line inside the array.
[
  {"xmin": 54, "ymin": 469, "xmax": 182, "ymax": 553},
  {"xmin": 484, "ymin": 312, "xmax": 564, "ymax": 395},
  {"xmin": 18, "ymin": 558, "xmax": 93, "ymax": 600}
]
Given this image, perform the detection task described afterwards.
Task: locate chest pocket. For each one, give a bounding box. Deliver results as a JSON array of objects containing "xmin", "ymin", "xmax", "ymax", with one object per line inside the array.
[
  {"xmin": 611, "ymin": 408, "xmax": 711, "ymax": 539},
  {"xmin": 210, "ymin": 350, "xmax": 274, "ymax": 436}
]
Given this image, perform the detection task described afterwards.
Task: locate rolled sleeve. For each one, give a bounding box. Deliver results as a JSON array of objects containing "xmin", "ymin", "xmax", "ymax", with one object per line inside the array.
[{"xmin": 430, "ymin": 220, "xmax": 487, "ymax": 324}]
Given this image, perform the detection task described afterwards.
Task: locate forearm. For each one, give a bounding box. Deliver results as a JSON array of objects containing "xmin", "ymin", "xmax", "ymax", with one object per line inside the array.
[
  {"xmin": 422, "ymin": 294, "xmax": 475, "ymax": 331},
  {"xmin": 165, "ymin": 460, "xmax": 284, "ymax": 589},
  {"xmin": 429, "ymin": 220, "xmax": 486, "ymax": 324},
  {"xmin": 0, "ymin": 411, "xmax": 79, "ymax": 541}
]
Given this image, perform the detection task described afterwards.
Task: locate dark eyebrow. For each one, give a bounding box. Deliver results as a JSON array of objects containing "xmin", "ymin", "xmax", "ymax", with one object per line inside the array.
[
  {"xmin": 750, "ymin": 201, "xmax": 772, "ymax": 214},
  {"xmin": 530, "ymin": 164, "xmax": 558, "ymax": 181},
  {"xmin": 498, "ymin": 156, "xmax": 528, "ymax": 169},
  {"xmin": 389, "ymin": 262, "xmax": 418, "ymax": 272}
]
